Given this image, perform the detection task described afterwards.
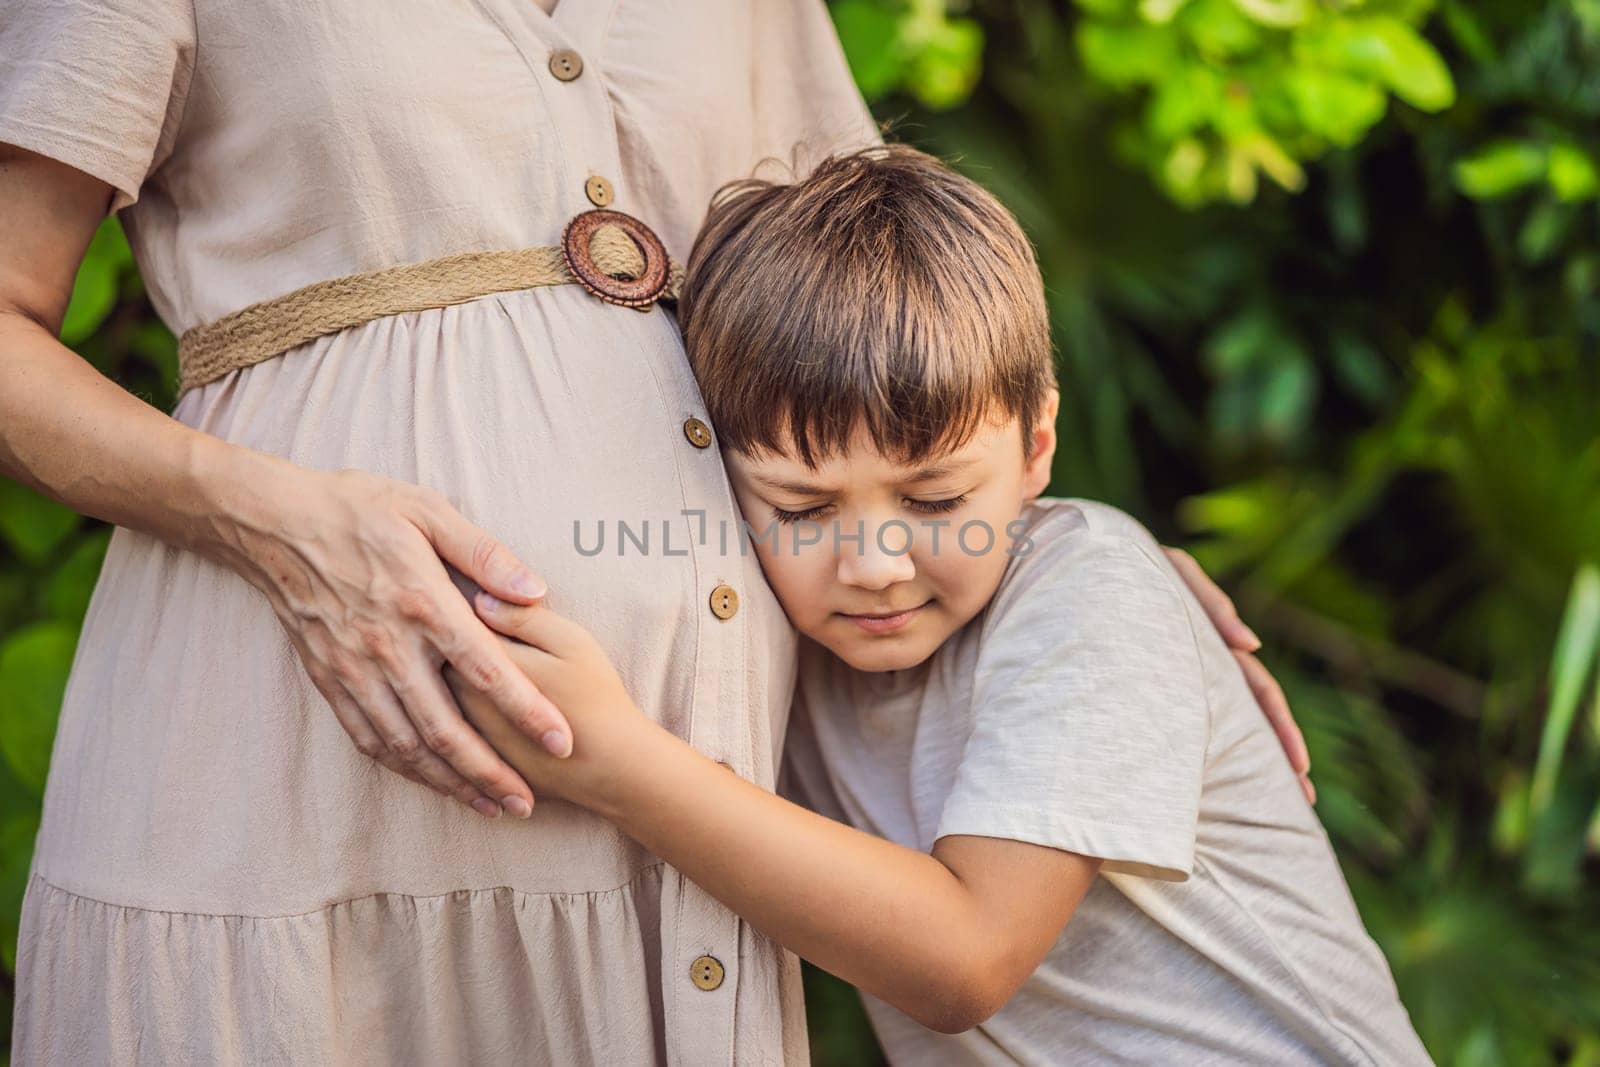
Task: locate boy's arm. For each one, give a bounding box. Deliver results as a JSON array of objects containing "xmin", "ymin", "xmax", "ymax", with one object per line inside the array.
[
  {"xmin": 447, "ymin": 593, "xmax": 1098, "ymax": 1035},
  {"xmin": 604, "ymin": 724, "xmax": 1099, "ymax": 1034}
]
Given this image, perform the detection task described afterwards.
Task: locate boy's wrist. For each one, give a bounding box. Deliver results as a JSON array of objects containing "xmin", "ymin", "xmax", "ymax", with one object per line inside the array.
[
  {"xmin": 585, "ymin": 713, "xmax": 716, "ymax": 831},
  {"xmin": 587, "ymin": 713, "xmax": 688, "ymax": 825}
]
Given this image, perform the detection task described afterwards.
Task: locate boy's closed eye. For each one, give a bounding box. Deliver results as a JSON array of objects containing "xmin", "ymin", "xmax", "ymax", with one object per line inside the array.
[{"xmin": 769, "ymin": 493, "xmax": 970, "ymax": 525}]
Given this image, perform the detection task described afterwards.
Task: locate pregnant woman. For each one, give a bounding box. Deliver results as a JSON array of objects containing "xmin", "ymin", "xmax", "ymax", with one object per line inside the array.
[{"xmin": 0, "ymin": 1, "xmax": 1304, "ymax": 1062}]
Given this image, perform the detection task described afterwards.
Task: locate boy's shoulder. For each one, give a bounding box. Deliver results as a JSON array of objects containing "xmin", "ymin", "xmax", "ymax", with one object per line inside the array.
[
  {"xmin": 1011, "ymin": 495, "xmax": 1163, "ymax": 547},
  {"xmin": 993, "ymin": 496, "xmax": 1174, "ymax": 597},
  {"xmin": 976, "ymin": 495, "xmax": 1201, "ymax": 653}
]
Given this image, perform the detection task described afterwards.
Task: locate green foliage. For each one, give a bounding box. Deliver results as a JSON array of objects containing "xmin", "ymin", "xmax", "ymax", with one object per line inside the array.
[
  {"xmin": 0, "ymin": 622, "xmax": 76, "ymax": 792},
  {"xmin": 3, "ymin": 3, "xmax": 1595, "ymax": 1062},
  {"xmin": 832, "ymin": 0, "xmax": 985, "ymax": 108},
  {"xmin": 0, "ymin": 215, "xmax": 143, "ymax": 1054},
  {"xmin": 827, "ymin": 0, "xmax": 1599, "ymax": 1062},
  {"xmin": 1073, "ymin": 0, "xmax": 1457, "ymax": 204}
]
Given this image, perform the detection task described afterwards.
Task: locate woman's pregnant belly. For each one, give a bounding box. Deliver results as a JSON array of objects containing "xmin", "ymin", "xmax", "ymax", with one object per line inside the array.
[{"xmin": 30, "ymin": 284, "xmax": 795, "ymax": 915}]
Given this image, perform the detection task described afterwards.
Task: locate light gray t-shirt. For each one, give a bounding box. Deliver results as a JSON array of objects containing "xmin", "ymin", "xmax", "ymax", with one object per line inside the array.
[{"xmin": 778, "ymin": 497, "xmax": 1432, "ymax": 1066}]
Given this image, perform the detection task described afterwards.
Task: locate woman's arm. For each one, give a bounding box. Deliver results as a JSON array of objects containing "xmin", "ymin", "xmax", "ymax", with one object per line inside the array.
[
  {"xmin": 450, "ymin": 593, "xmax": 1101, "ymax": 1034},
  {"xmin": 0, "ymin": 143, "xmax": 572, "ymax": 818}
]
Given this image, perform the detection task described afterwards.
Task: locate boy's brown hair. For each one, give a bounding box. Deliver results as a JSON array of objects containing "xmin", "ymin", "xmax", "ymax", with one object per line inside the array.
[{"xmin": 676, "ymin": 142, "xmax": 1056, "ymax": 469}]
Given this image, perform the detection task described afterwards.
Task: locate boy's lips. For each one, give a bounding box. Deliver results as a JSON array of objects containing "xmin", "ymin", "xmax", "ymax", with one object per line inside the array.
[{"xmin": 839, "ymin": 599, "xmax": 932, "ymax": 634}]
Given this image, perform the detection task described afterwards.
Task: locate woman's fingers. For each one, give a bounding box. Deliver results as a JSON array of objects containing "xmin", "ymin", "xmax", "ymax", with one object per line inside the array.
[
  {"xmin": 404, "ymin": 487, "xmax": 574, "ymax": 762},
  {"xmin": 348, "ymin": 665, "xmax": 504, "ymax": 807},
  {"xmin": 472, "ymin": 591, "xmax": 582, "ymax": 656},
  {"xmin": 1231, "ymin": 649, "xmax": 1307, "ymax": 771},
  {"xmin": 341, "ymin": 694, "xmax": 437, "ymax": 792},
  {"xmin": 255, "ymin": 468, "xmax": 570, "ymax": 818},
  {"xmin": 429, "ymin": 588, "xmax": 575, "ymax": 760},
  {"xmin": 383, "ymin": 635, "xmax": 547, "ymax": 817},
  {"xmin": 1159, "ymin": 548, "xmax": 1316, "ymax": 805},
  {"xmin": 295, "ymin": 633, "xmax": 462, "ymax": 798},
  {"xmin": 315, "ymin": 666, "xmax": 454, "ymax": 796},
  {"xmin": 308, "ymin": 636, "xmax": 509, "ymax": 817},
  {"xmin": 413, "ymin": 486, "xmax": 549, "ymax": 605},
  {"xmin": 1231, "ymin": 649, "xmax": 1314, "ymax": 805},
  {"xmin": 1163, "ymin": 546, "xmax": 1261, "ymax": 652}
]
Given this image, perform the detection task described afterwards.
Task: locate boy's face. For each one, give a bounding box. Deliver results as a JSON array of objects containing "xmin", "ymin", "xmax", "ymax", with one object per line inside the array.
[{"xmin": 725, "ymin": 389, "xmax": 1060, "ymax": 673}]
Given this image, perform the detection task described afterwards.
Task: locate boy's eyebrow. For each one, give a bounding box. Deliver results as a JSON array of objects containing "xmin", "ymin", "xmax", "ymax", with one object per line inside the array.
[{"xmin": 753, "ymin": 459, "xmax": 977, "ymax": 495}]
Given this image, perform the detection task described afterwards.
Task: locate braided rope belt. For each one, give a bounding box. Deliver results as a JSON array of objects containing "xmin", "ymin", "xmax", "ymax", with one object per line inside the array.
[{"xmin": 175, "ymin": 209, "xmax": 685, "ymax": 396}]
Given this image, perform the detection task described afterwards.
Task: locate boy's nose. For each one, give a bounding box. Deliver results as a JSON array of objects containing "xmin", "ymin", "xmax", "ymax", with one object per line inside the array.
[{"xmin": 835, "ymin": 519, "xmax": 918, "ymax": 590}]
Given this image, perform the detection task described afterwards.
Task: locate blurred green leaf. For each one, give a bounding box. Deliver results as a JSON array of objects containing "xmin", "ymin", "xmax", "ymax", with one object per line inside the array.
[
  {"xmin": 1285, "ymin": 68, "xmax": 1389, "ymax": 147},
  {"xmin": 1071, "ymin": 0, "xmax": 1459, "ymax": 204},
  {"xmin": 1454, "ymin": 141, "xmax": 1547, "ymax": 199},
  {"xmin": 1077, "ymin": 20, "xmax": 1178, "ymax": 87},
  {"xmin": 1179, "ymin": 0, "xmax": 1260, "ymax": 56},
  {"xmin": 0, "ymin": 480, "xmax": 80, "ymax": 565},
  {"xmin": 129, "ymin": 319, "xmax": 181, "ymax": 396},
  {"xmin": 0, "ymin": 806, "xmax": 40, "ymax": 973},
  {"xmin": 1516, "ymin": 199, "xmax": 1571, "ymax": 263},
  {"xmin": 833, "ymin": 0, "xmax": 906, "ymax": 99},
  {"xmin": 0, "ymin": 621, "xmax": 77, "ymax": 793},
  {"xmin": 57, "ymin": 219, "xmax": 132, "ymax": 346},
  {"xmin": 906, "ymin": 16, "xmax": 984, "ymax": 108},
  {"xmin": 39, "ymin": 530, "xmax": 110, "ymax": 622},
  {"xmin": 831, "ymin": 0, "xmax": 983, "ymax": 109},
  {"xmin": 1548, "ymin": 142, "xmax": 1599, "ymax": 201},
  {"xmin": 1530, "ymin": 564, "xmax": 1600, "ymax": 814},
  {"xmin": 1439, "ymin": 0, "xmax": 1495, "ymax": 65},
  {"xmin": 1233, "ymin": 0, "xmax": 1310, "ymax": 30},
  {"xmin": 1367, "ymin": 17, "xmax": 1456, "ymax": 111}
]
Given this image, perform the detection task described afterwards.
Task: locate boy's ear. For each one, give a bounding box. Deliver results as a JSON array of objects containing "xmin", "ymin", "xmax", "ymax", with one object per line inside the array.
[{"xmin": 1022, "ymin": 388, "xmax": 1060, "ymax": 499}]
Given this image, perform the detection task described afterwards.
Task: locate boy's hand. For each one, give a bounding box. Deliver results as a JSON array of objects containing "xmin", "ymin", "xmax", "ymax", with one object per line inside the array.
[
  {"xmin": 441, "ymin": 592, "xmax": 661, "ymax": 811},
  {"xmin": 1163, "ymin": 547, "xmax": 1315, "ymax": 806}
]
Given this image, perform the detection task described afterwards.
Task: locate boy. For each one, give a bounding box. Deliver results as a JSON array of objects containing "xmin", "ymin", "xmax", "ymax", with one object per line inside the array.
[{"xmin": 447, "ymin": 144, "xmax": 1432, "ymax": 1064}]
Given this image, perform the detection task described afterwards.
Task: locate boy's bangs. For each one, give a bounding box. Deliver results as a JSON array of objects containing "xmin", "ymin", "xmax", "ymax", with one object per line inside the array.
[
  {"xmin": 679, "ymin": 144, "xmax": 1055, "ymax": 469},
  {"xmin": 702, "ymin": 262, "xmax": 1017, "ymax": 469}
]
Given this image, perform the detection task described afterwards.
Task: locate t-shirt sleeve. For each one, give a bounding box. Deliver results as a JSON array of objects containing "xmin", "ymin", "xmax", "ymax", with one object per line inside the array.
[
  {"xmin": 934, "ymin": 530, "xmax": 1209, "ymax": 881},
  {"xmin": 0, "ymin": 0, "xmax": 197, "ymax": 215}
]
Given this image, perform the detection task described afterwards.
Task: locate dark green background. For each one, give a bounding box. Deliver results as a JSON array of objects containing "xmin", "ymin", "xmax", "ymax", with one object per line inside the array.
[{"xmin": 4, "ymin": 1, "xmax": 1599, "ymax": 1063}]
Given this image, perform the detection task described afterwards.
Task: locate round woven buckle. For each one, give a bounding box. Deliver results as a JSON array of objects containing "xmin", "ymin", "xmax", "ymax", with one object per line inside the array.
[{"xmin": 560, "ymin": 209, "xmax": 671, "ymax": 308}]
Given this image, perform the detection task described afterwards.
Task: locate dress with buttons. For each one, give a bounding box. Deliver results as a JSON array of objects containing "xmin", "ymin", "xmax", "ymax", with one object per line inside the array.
[{"xmin": 1, "ymin": 2, "xmax": 882, "ymax": 1065}]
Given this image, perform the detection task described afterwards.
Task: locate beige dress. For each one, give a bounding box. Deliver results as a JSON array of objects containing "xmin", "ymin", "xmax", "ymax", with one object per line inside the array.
[{"xmin": 0, "ymin": 1, "xmax": 878, "ymax": 1063}]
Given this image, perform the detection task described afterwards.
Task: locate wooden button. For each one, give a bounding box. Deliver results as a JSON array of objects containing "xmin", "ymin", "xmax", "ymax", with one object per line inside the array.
[
  {"xmin": 709, "ymin": 584, "xmax": 739, "ymax": 620},
  {"xmin": 683, "ymin": 417, "xmax": 713, "ymax": 449},
  {"xmin": 548, "ymin": 49, "xmax": 583, "ymax": 81},
  {"xmin": 690, "ymin": 955, "xmax": 725, "ymax": 991},
  {"xmin": 584, "ymin": 175, "xmax": 614, "ymax": 207}
]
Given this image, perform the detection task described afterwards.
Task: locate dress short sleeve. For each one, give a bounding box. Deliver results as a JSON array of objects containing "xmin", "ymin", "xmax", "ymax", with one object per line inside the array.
[
  {"xmin": 934, "ymin": 526, "xmax": 1209, "ymax": 881},
  {"xmin": 750, "ymin": 0, "xmax": 882, "ymax": 163},
  {"xmin": 0, "ymin": 0, "xmax": 196, "ymax": 215}
]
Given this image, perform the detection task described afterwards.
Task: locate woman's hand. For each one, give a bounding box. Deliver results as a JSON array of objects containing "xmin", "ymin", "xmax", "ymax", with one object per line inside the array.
[
  {"xmin": 1163, "ymin": 547, "xmax": 1314, "ymax": 804},
  {"xmin": 441, "ymin": 592, "xmax": 660, "ymax": 811},
  {"xmin": 0, "ymin": 145, "xmax": 565, "ymax": 820},
  {"xmin": 227, "ymin": 461, "xmax": 575, "ymax": 820}
]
